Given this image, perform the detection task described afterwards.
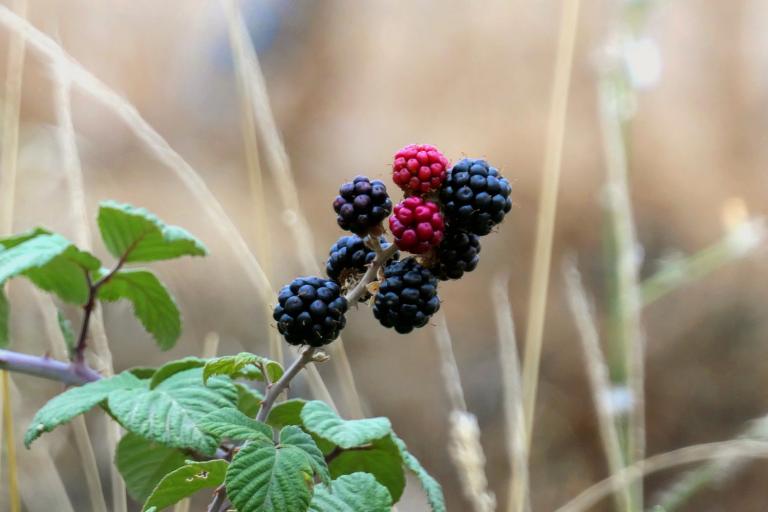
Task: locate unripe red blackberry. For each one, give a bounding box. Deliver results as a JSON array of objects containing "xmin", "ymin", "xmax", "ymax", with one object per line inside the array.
[
  {"xmin": 389, "ymin": 197, "xmax": 445, "ymax": 254},
  {"xmin": 392, "ymin": 144, "xmax": 449, "ymax": 195},
  {"xmin": 333, "ymin": 176, "xmax": 393, "ymax": 235},
  {"xmin": 440, "ymin": 158, "xmax": 512, "ymax": 236},
  {"xmin": 272, "ymin": 277, "xmax": 348, "ymax": 347},
  {"xmin": 326, "ymin": 234, "xmax": 398, "ymax": 286},
  {"xmin": 373, "ymin": 258, "xmax": 440, "ymax": 334},
  {"xmin": 433, "ymin": 229, "xmax": 481, "ymax": 280}
]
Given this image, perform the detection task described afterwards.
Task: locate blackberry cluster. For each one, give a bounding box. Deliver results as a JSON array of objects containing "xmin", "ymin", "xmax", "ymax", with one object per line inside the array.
[
  {"xmin": 373, "ymin": 258, "xmax": 440, "ymax": 334},
  {"xmin": 272, "ymin": 277, "xmax": 348, "ymax": 347},
  {"xmin": 333, "ymin": 176, "xmax": 392, "ymax": 235},
  {"xmin": 432, "ymin": 230, "xmax": 481, "ymax": 281},
  {"xmin": 326, "ymin": 235, "xmax": 398, "ymax": 284},
  {"xmin": 440, "ymin": 158, "xmax": 512, "ymax": 236}
]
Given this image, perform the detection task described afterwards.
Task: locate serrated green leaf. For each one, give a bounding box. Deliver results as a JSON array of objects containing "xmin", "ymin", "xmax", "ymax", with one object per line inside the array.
[
  {"xmin": 225, "ymin": 433, "xmax": 315, "ymax": 512},
  {"xmin": 108, "ymin": 368, "xmax": 238, "ymax": 455},
  {"xmin": 282, "ymin": 425, "xmax": 330, "ymax": 486},
  {"xmin": 309, "ymin": 473, "xmax": 392, "ymax": 512},
  {"xmin": 128, "ymin": 367, "xmax": 157, "ymax": 379},
  {"xmin": 97, "ymin": 201, "xmax": 207, "ymax": 263},
  {"xmin": 56, "ymin": 309, "xmax": 76, "ymax": 357},
  {"xmin": 329, "ymin": 435, "xmax": 405, "ymax": 503},
  {"xmin": 25, "ymin": 372, "xmax": 142, "ymax": 447},
  {"xmin": 149, "ymin": 357, "xmax": 207, "ymax": 388},
  {"xmin": 0, "ymin": 287, "xmax": 8, "ymax": 347},
  {"xmin": 198, "ymin": 409, "xmax": 273, "ymax": 444},
  {"xmin": 0, "ymin": 227, "xmax": 51, "ymax": 249},
  {"xmin": 98, "ymin": 269, "xmax": 181, "ymax": 350},
  {"xmin": 0, "ymin": 233, "xmax": 100, "ymax": 304},
  {"xmin": 266, "ymin": 399, "xmax": 306, "ymax": 429},
  {"xmin": 236, "ymin": 383, "xmax": 264, "ymax": 417},
  {"xmin": 203, "ymin": 352, "xmax": 283, "ymax": 384},
  {"xmin": 142, "ymin": 459, "xmax": 228, "ymax": 511},
  {"xmin": 393, "ymin": 434, "xmax": 445, "ymax": 512},
  {"xmin": 301, "ymin": 400, "xmax": 391, "ymax": 449},
  {"xmin": 116, "ymin": 432, "xmax": 187, "ymax": 503}
]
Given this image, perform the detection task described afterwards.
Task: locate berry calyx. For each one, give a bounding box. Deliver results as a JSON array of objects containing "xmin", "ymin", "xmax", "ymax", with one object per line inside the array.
[
  {"xmin": 439, "ymin": 158, "xmax": 512, "ymax": 236},
  {"xmin": 432, "ymin": 229, "xmax": 481, "ymax": 280},
  {"xmin": 392, "ymin": 144, "xmax": 450, "ymax": 195},
  {"xmin": 389, "ymin": 197, "xmax": 445, "ymax": 254},
  {"xmin": 373, "ymin": 258, "xmax": 440, "ymax": 334},
  {"xmin": 272, "ymin": 277, "xmax": 348, "ymax": 347},
  {"xmin": 333, "ymin": 176, "xmax": 393, "ymax": 236},
  {"xmin": 326, "ymin": 235, "xmax": 398, "ymax": 291}
]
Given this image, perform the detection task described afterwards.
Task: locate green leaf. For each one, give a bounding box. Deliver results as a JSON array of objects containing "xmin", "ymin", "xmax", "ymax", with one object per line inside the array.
[
  {"xmin": 116, "ymin": 432, "xmax": 187, "ymax": 503},
  {"xmin": 203, "ymin": 352, "xmax": 284, "ymax": 384},
  {"xmin": 25, "ymin": 372, "xmax": 142, "ymax": 447},
  {"xmin": 309, "ymin": 473, "xmax": 392, "ymax": 512},
  {"xmin": 128, "ymin": 367, "xmax": 157, "ymax": 379},
  {"xmin": 0, "ymin": 233, "xmax": 100, "ymax": 304},
  {"xmin": 281, "ymin": 425, "xmax": 330, "ymax": 486},
  {"xmin": 329, "ymin": 435, "xmax": 405, "ymax": 503},
  {"xmin": 97, "ymin": 201, "xmax": 207, "ymax": 263},
  {"xmin": 149, "ymin": 357, "xmax": 207, "ymax": 388},
  {"xmin": 0, "ymin": 287, "xmax": 8, "ymax": 347},
  {"xmin": 98, "ymin": 269, "xmax": 181, "ymax": 350},
  {"xmin": 108, "ymin": 368, "xmax": 238, "ymax": 455},
  {"xmin": 0, "ymin": 227, "xmax": 50, "ymax": 249},
  {"xmin": 266, "ymin": 399, "xmax": 305, "ymax": 429},
  {"xmin": 236, "ymin": 383, "xmax": 264, "ymax": 417},
  {"xmin": 198, "ymin": 409, "xmax": 273, "ymax": 444},
  {"xmin": 393, "ymin": 434, "xmax": 445, "ymax": 512},
  {"xmin": 301, "ymin": 400, "xmax": 391, "ymax": 449},
  {"xmin": 143, "ymin": 459, "xmax": 228, "ymax": 511},
  {"xmin": 56, "ymin": 309, "xmax": 76, "ymax": 357},
  {"xmin": 225, "ymin": 429, "xmax": 316, "ymax": 512}
]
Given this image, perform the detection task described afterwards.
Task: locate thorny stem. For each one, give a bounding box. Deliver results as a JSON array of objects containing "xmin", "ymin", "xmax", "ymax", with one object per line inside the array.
[
  {"xmin": 345, "ymin": 240, "xmax": 398, "ymax": 304},
  {"xmin": 256, "ymin": 346, "xmax": 318, "ymax": 423},
  {"xmin": 0, "ymin": 349, "xmax": 100, "ymax": 385}
]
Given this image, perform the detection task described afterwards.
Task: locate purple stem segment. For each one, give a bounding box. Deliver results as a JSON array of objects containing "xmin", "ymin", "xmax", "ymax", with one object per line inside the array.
[{"xmin": 0, "ymin": 349, "xmax": 100, "ymax": 385}]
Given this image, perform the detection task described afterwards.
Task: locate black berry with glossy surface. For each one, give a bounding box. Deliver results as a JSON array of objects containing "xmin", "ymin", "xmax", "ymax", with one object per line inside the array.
[
  {"xmin": 373, "ymin": 258, "xmax": 440, "ymax": 334},
  {"xmin": 273, "ymin": 277, "xmax": 348, "ymax": 347},
  {"xmin": 433, "ymin": 229, "xmax": 481, "ymax": 280},
  {"xmin": 333, "ymin": 176, "xmax": 393, "ymax": 235},
  {"xmin": 326, "ymin": 235, "xmax": 398, "ymax": 284}
]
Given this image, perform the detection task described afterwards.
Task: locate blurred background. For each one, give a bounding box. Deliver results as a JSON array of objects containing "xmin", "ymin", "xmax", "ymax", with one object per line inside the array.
[{"xmin": 2, "ymin": 0, "xmax": 768, "ymax": 510}]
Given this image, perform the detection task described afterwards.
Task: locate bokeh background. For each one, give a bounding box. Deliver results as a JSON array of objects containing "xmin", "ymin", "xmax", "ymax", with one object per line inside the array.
[{"xmin": 2, "ymin": 0, "xmax": 768, "ymax": 510}]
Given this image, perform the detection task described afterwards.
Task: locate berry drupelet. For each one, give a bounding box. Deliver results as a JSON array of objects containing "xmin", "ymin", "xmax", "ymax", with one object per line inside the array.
[
  {"xmin": 326, "ymin": 235, "xmax": 398, "ymax": 284},
  {"xmin": 373, "ymin": 258, "xmax": 440, "ymax": 334},
  {"xmin": 333, "ymin": 176, "xmax": 393, "ymax": 235},
  {"xmin": 432, "ymin": 229, "xmax": 481, "ymax": 280},
  {"xmin": 392, "ymin": 144, "xmax": 449, "ymax": 195},
  {"xmin": 439, "ymin": 158, "xmax": 512, "ymax": 236},
  {"xmin": 273, "ymin": 277, "xmax": 348, "ymax": 347},
  {"xmin": 389, "ymin": 197, "xmax": 445, "ymax": 254}
]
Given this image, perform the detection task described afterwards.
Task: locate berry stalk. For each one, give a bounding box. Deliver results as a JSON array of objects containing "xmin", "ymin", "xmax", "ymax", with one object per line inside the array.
[{"xmin": 0, "ymin": 349, "xmax": 100, "ymax": 385}]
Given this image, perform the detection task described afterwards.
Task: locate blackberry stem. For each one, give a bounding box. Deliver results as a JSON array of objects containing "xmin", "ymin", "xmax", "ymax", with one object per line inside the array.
[{"xmin": 345, "ymin": 238, "xmax": 398, "ymax": 304}]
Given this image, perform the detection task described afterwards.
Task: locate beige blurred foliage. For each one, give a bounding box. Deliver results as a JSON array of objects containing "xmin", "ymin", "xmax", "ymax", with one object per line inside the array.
[{"xmin": 2, "ymin": 0, "xmax": 768, "ymax": 510}]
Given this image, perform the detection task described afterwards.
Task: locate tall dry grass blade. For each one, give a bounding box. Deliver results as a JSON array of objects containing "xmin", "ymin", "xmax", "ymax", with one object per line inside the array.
[
  {"xmin": 491, "ymin": 276, "xmax": 530, "ymax": 512},
  {"xmin": 521, "ymin": 0, "xmax": 581, "ymax": 466},
  {"xmin": 562, "ymin": 259, "xmax": 632, "ymax": 512},
  {"xmin": 217, "ymin": 0, "xmax": 363, "ymax": 417},
  {"xmin": 448, "ymin": 410, "xmax": 496, "ymax": 512},
  {"xmin": 0, "ymin": 1, "xmax": 26, "ymax": 509},
  {"xmin": 35, "ymin": 291, "xmax": 107, "ymax": 512},
  {"xmin": 202, "ymin": 332, "xmax": 221, "ymax": 358},
  {"xmin": 555, "ymin": 440, "xmax": 768, "ymax": 512},
  {"xmin": 52, "ymin": 54, "xmax": 125, "ymax": 512},
  {"xmin": 219, "ymin": 0, "xmax": 282, "ymax": 367},
  {"xmin": 598, "ymin": 68, "xmax": 646, "ymax": 510},
  {"xmin": 432, "ymin": 312, "xmax": 467, "ymax": 412}
]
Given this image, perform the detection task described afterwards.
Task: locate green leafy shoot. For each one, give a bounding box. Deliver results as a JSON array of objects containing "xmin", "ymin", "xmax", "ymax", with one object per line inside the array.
[
  {"xmin": 198, "ymin": 409, "xmax": 273, "ymax": 444},
  {"xmin": 309, "ymin": 473, "xmax": 392, "ymax": 512},
  {"xmin": 149, "ymin": 357, "xmax": 206, "ymax": 388},
  {"xmin": 327, "ymin": 435, "xmax": 405, "ymax": 503},
  {"xmin": 203, "ymin": 352, "xmax": 284, "ymax": 384},
  {"xmin": 300, "ymin": 400, "xmax": 391, "ymax": 449},
  {"xmin": 142, "ymin": 459, "xmax": 228, "ymax": 511},
  {"xmin": 393, "ymin": 434, "xmax": 446, "ymax": 512},
  {"xmin": 97, "ymin": 201, "xmax": 207, "ymax": 263},
  {"xmin": 266, "ymin": 399, "xmax": 306, "ymax": 429},
  {"xmin": 116, "ymin": 433, "xmax": 187, "ymax": 503}
]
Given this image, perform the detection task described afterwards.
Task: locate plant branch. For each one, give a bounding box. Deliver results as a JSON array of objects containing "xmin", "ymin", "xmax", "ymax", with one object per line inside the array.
[
  {"xmin": 256, "ymin": 347, "xmax": 318, "ymax": 422},
  {"xmin": 74, "ymin": 271, "xmax": 96, "ymax": 363},
  {"xmin": 207, "ymin": 486, "xmax": 227, "ymax": 512},
  {"xmin": 344, "ymin": 240, "xmax": 398, "ymax": 304},
  {"xmin": 0, "ymin": 349, "xmax": 100, "ymax": 385}
]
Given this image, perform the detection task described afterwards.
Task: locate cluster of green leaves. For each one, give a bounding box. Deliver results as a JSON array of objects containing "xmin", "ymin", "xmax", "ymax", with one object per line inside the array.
[
  {"xmin": 0, "ymin": 201, "xmax": 206, "ymax": 349},
  {"xmin": 25, "ymin": 352, "xmax": 445, "ymax": 511}
]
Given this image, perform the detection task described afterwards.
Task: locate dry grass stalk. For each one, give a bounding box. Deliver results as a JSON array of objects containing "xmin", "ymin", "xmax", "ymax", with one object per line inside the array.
[
  {"xmin": 448, "ymin": 410, "xmax": 497, "ymax": 512},
  {"xmin": 491, "ymin": 276, "xmax": 529, "ymax": 512},
  {"xmin": 433, "ymin": 312, "xmax": 467, "ymax": 412},
  {"xmin": 562, "ymin": 259, "xmax": 632, "ymax": 512},
  {"xmin": 555, "ymin": 440, "xmax": 768, "ymax": 512},
  {"xmin": 519, "ymin": 0, "xmax": 581, "ymax": 506}
]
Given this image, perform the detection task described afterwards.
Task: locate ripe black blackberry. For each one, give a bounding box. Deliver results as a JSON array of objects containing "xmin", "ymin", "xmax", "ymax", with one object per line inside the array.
[
  {"xmin": 373, "ymin": 258, "xmax": 440, "ymax": 334},
  {"xmin": 272, "ymin": 277, "xmax": 348, "ymax": 347},
  {"xmin": 326, "ymin": 235, "xmax": 398, "ymax": 284},
  {"xmin": 439, "ymin": 158, "xmax": 512, "ymax": 236},
  {"xmin": 432, "ymin": 229, "xmax": 481, "ymax": 280},
  {"xmin": 333, "ymin": 176, "xmax": 393, "ymax": 235}
]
